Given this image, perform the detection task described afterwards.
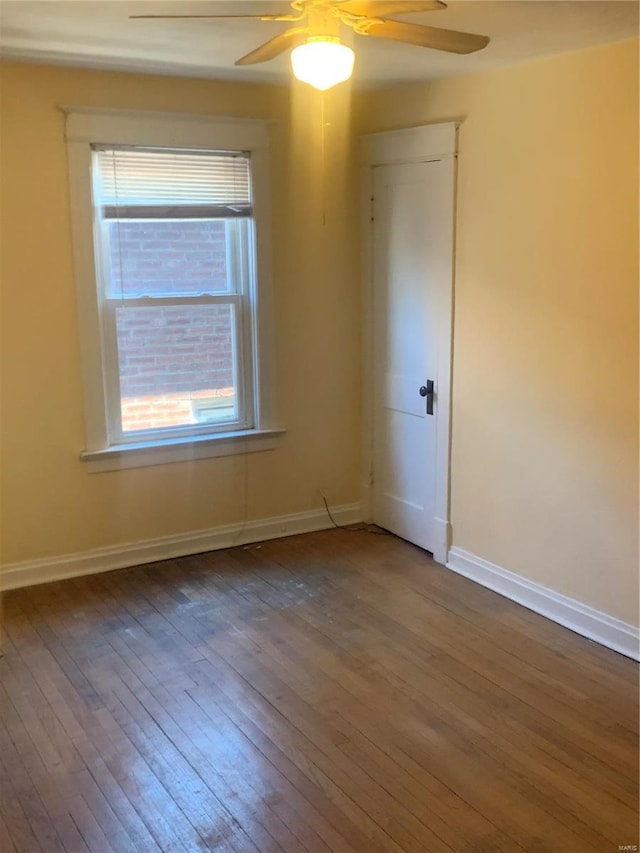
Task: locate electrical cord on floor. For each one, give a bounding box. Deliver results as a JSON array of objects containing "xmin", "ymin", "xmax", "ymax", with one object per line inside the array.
[
  {"xmin": 320, "ymin": 492, "xmax": 390, "ymax": 535},
  {"xmin": 230, "ymin": 449, "xmax": 251, "ymax": 549}
]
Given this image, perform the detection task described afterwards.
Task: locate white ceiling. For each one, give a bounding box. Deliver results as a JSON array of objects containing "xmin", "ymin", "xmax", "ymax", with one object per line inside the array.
[{"xmin": 0, "ymin": 1, "xmax": 638, "ymax": 89}]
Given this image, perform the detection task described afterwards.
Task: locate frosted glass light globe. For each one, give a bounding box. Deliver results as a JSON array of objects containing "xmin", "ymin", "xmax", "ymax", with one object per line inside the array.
[{"xmin": 291, "ymin": 37, "xmax": 355, "ymax": 91}]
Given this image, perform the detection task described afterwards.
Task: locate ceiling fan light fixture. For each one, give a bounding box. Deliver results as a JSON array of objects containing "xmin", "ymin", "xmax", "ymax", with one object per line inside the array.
[{"xmin": 291, "ymin": 36, "xmax": 355, "ymax": 90}]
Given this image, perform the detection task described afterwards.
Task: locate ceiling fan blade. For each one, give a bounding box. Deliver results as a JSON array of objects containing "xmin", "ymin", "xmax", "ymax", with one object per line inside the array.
[
  {"xmin": 340, "ymin": 1, "xmax": 445, "ymax": 16},
  {"xmin": 129, "ymin": 14, "xmax": 295, "ymax": 21},
  {"xmin": 235, "ymin": 27, "xmax": 307, "ymax": 65},
  {"xmin": 364, "ymin": 20, "xmax": 489, "ymax": 54}
]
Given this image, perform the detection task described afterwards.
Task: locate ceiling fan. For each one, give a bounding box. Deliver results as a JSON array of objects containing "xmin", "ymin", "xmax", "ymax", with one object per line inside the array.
[{"xmin": 131, "ymin": 0, "xmax": 490, "ymax": 90}]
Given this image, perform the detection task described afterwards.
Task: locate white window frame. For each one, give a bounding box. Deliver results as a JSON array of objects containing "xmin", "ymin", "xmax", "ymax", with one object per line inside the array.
[
  {"xmin": 64, "ymin": 108, "xmax": 282, "ymax": 471},
  {"xmin": 99, "ymin": 216, "xmax": 253, "ymax": 444}
]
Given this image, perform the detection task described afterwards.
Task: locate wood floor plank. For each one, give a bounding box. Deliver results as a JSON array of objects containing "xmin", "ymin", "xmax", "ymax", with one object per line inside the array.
[
  {"xmin": 271, "ymin": 534, "xmax": 637, "ymax": 776},
  {"xmin": 221, "ymin": 564, "xmax": 608, "ymax": 840},
  {"xmin": 292, "ymin": 593, "xmax": 637, "ymax": 825},
  {"xmin": 191, "ymin": 554, "xmax": 504, "ymax": 851},
  {"xmin": 70, "ymin": 734, "xmax": 163, "ymax": 853},
  {"xmin": 195, "ymin": 650, "xmax": 452, "ymax": 853},
  {"xmin": 186, "ymin": 670, "xmax": 389, "ymax": 853},
  {"xmin": 106, "ymin": 666, "xmax": 289, "ymax": 853},
  {"xmin": 257, "ymin": 549, "xmax": 636, "ymax": 779},
  {"xmin": 145, "ymin": 680, "xmax": 328, "ymax": 853},
  {"xmin": 102, "ymin": 682, "xmax": 252, "ymax": 853},
  {"xmin": 0, "ymin": 743, "xmax": 44, "ymax": 852},
  {"xmin": 90, "ymin": 704, "xmax": 211, "ymax": 853},
  {"xmin": 182, "ymin": 656, "xmax": 365, "ymax": 851},
  {"xmin": 1, "ymin": 528, "xmax": 638, "ymax": 852},
  {"xmin": 0, "ymin": 696, "xmax": 68, "ymax": 850},
  {"xmin": 279, "ymin": 608, "xmax": 614, "ymax": 848},
  {"xmin": 204, "ymin": 595, "xmax": 601, "ymax": 851},
  {"xmin": 64, "ymin": 795, "xmax": 117, "ymax": 853},
  {"xmin": 0, "ymin": 809, "xmax": 18, "ymax": 853}
]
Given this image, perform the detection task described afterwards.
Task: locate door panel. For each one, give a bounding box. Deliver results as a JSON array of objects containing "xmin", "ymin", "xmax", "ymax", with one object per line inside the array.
[
  {"xmin": 384, "ymin": 371, "xmax": 425, "ymax": 418},
  {"xmin": 372, "ymin": 158, "xmax": 453, "ymax": 553}
]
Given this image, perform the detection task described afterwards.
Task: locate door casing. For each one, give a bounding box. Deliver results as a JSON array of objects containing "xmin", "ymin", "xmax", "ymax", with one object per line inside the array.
[{"xmin": 359, "ymin": 123, "xmax": 457, "ymax": 564}]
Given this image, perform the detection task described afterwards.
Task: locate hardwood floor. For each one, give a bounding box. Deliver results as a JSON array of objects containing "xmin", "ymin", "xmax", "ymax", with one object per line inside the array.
[{"xmin": 0, "ymin": 528, "xmax": 638, "ymax": 853}]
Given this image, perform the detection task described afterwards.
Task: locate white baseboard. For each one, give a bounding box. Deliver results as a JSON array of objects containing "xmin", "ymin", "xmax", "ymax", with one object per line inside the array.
[
  {"xmin": 432, "ymin": 517, "xmax": 451, "ymax": 566},
  {"xmin": 447, "ymin": 547, "xmax": 640, "ymax": 661},
  {"xmin": 0, "ymin": 502, "xmax": 363, "ymax": 592}
]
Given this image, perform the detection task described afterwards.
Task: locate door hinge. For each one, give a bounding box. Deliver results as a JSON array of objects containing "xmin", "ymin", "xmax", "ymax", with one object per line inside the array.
[{"xmin": 370, "ymin": 195, "xmax": 375, "ymax": 222}]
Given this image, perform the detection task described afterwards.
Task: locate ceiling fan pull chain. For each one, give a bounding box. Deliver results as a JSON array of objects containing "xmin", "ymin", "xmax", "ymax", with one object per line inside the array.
[{"xmin": 321, "ymin": 92, "xmax": 327, "ymax": 227}]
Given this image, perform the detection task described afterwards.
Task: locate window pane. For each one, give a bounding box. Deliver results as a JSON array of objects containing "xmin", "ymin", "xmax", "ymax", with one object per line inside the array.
[
  {"xmin": 108, "ymin": 220, "xmax": 230, "ymax": 296},
  {"xmin": 115, "ymin": 304, "xmax": 238, "ymax": 433}
]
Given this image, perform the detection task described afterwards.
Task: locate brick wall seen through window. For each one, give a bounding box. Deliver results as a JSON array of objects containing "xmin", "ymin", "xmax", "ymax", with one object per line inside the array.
[{"xmin": 110, "ymin": 221, "xmax": 235, "ymax": 432}]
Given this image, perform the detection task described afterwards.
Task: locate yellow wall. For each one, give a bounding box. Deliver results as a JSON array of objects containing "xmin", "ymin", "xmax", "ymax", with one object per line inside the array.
[
  {"xmin": 355, "ymin": 38, "xmax": 639, "ymax": 625},
  {"xmin": 0, "ymin": 63, "xmax": 361, "ymax": 563},
  {"xmin": 2, "ymin": 38, "xmax": 638, "ymax": 628}
]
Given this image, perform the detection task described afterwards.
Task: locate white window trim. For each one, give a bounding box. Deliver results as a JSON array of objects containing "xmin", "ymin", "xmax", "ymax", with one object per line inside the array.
[
  {"xmin": 80, "ymin": 429, "xmax": 285, "ymax": 473},
  {"xmin": 64, "ymin": 107, "xmax": 281, "ymax": 471}
]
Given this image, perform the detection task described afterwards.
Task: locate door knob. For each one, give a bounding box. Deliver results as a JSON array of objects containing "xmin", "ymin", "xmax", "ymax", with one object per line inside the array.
[{"xmin": 419, "ymin": 380, "xmax": 435, "ymax": 415}]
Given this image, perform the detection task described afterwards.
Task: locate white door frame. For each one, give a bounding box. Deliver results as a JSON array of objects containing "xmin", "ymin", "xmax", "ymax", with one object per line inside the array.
[{"xmin": 359, "ymin": 123, "xmax": 457, "ymax": 565}]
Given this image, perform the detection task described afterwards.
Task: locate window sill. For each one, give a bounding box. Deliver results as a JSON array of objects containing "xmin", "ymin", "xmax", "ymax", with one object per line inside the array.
[{"xmin": 81, "ymin": 428, "xmax": 285, "ymax": 473}]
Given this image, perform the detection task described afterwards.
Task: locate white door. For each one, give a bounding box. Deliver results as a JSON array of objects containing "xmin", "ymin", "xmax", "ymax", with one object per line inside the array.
[{"xmin": 371, "ymin": 157, "xmax": 454, "ymax": 556}]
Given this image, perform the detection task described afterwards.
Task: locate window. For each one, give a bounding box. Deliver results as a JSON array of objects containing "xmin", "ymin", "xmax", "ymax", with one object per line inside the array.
[
  {"xmin": 95, "ymin": 146, "xmax": 254, "ymax": 440},
  {"xmin": 65, "ymin": 110, "xmax": 280, "ymax": 470}
]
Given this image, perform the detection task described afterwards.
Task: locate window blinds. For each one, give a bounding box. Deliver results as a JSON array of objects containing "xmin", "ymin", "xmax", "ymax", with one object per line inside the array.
[{"xmin": 94, "ymin": 147, "xmax": 252, "ymax": 219}]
